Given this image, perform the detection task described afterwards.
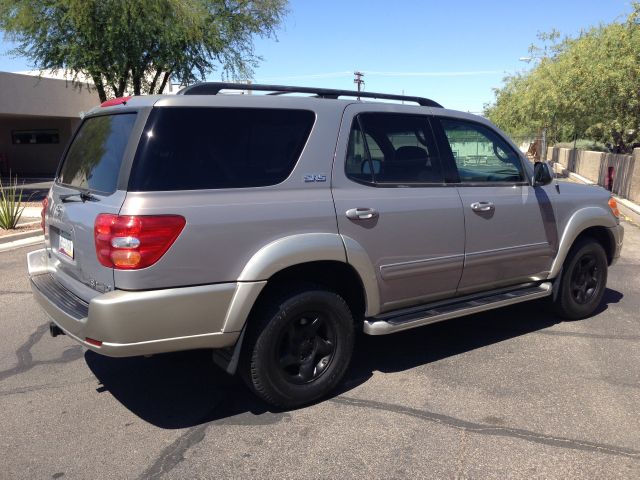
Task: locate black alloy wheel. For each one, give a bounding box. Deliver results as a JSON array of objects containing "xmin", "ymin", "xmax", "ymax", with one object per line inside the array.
[
  {"xmin": 553, "ymin": 238, "xmax": 608, "ymax": 320},
  {"xmin": 276, "ymin": 313, "xmax": 337, "ymax": 384},
  {"xmin": 241, "ymin": 286, "xmax": 354, "ymax": 408},
  {"xmin": 569, "ymin": 253, "xmax": 600, "ymax": 305}
]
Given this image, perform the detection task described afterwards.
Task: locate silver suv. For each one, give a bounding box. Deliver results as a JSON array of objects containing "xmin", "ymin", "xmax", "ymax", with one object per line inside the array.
[{"xmin": 29, "ymin": 83, "xmax": 624, "ymax": 407}]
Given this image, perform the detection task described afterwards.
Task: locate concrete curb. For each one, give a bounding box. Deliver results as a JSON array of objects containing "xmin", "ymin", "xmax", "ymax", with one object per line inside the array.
[
  {"xmin": 0, "ymin": 234, "xmax": 44, "ymax": 252},
  {"xmin": 0, "ymin": 222, "xmax": 41, "ymax": 245},
  {"xmin": 616, "ymin": 197, "xmax": 640, "ymax": 216}
]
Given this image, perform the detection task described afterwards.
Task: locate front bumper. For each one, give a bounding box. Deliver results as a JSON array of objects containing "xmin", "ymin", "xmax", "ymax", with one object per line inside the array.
[
  {"xmin": 28, "ymin": 249, "xmax": 264, "ymax": 357},
  {"xmin": 609, "ymin": 224, "xmax": 624, "ymax": 265}
]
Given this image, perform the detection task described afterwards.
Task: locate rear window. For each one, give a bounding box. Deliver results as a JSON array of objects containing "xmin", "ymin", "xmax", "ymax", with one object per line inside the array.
[
  {"xmin": 57, "ymin": 113, "xmax": 137, "ymax": 194},
  {"xmin": 128, "ymin": 107, "xmax": 315, "ymax": 191}
]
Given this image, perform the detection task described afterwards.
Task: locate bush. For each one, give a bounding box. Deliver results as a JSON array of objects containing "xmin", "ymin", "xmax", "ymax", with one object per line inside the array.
[
  {"xmin": 0, "ymin": 174, "xmax": 25, "ymax": 230},
  {"xmin": 553, "ymin": 140, "xmax": 610, "ymax": 153}
]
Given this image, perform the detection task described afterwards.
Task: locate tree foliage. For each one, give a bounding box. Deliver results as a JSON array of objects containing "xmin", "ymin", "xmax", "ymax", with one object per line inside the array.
[
  {"xmin": 485, "ymin": 4, "xmax": 640, "ymax": 152},
  {"xmin": 0, "ymin": 0, "xmax": 288, "ymax": 102}
]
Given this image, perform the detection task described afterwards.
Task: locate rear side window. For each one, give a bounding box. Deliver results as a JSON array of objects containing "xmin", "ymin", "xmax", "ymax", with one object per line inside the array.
[
  {"xmin": 128, "ymin": 108, "xmax": 315, "ymax": 191},
  {"xmin": 346, "ymin": 113, "xmax": 444, "ymax": 185},
  {"xmin": 58, "ymin": 113, "xmax": 137, "ymax": 194}
]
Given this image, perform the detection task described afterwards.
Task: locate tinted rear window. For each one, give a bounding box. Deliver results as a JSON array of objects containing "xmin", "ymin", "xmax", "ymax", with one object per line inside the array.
[
  {"xmin": 128, "ymin": 107, "xmax": 315, "ymax": 191},
  {"xmin": 58, "ymin": 113, "xmax": 137, "ymax": 194}
]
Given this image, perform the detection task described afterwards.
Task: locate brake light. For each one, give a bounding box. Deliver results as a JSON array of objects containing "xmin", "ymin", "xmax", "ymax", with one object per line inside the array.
[
  {"xmin": 608, "ymin": 197, "xmax": 620, "ymax": 218},
  {"xmin": 100, "ymin": 96, "xmax": 132, "ymax": 107},
  {"xmin": 94, "ymin": 214, "xmax": 186, "ymax": 269},
  {"xmin": 41, "ymin": 197, "xmax": 48, "ymax": 232},
  {"xmin": 85, "ymin": 337, "xmax": 102, "ymax": 347}
]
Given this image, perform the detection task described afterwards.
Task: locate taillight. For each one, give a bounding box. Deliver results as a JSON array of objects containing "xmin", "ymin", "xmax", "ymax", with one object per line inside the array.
[
  {"xmin": 94, "ymin": 214, "xmax": 186, "ymax": 269},
  {"xmin": 41, "ymin": 197, "xmax": 48, "ymax": 232},
  {"xmin": 608, "ymin": 197, "xmax": 620, "ymax": 218}
]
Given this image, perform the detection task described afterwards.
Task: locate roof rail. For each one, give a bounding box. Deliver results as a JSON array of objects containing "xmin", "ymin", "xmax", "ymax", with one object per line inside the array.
[{"xmin": 177, "ymin": 82, "xmax": 443, "ymax": 108}]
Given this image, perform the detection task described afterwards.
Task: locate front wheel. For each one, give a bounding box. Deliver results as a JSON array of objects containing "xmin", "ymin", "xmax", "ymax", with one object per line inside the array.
[
  {"xmin": 553, "ymin": 238, "xmax": 608, "ymax": 320},
  {"xmin": 241, "ymin": 287, "xmax": 354, "ymax": 408}
]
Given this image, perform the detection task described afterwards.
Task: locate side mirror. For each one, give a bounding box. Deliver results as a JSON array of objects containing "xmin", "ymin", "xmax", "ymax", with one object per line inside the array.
[{"xmin": 533, "ymin": 161, "xmax": 553, "ymax": 186}]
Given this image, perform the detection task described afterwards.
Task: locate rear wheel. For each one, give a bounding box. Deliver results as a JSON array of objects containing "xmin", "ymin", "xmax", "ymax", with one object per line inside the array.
[
  {"xmin": 241, "ymin": 286, "xmax": 354, "ymax": 408},
  {"xmin": 553, "ymin": 238, "xmax": 608, "ymax": 320}
]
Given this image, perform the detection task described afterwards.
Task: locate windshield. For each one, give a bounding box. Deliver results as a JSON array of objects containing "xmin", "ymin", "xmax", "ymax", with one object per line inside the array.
[{"xmin": 57, "ymin": 113, "xmax": 137, "ymax": 194}]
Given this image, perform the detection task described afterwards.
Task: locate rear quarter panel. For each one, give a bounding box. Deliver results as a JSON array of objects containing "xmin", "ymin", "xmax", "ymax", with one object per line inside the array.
[{"xmin": 115, "ymin": 99, "xmax": 345, "ymax": 290}]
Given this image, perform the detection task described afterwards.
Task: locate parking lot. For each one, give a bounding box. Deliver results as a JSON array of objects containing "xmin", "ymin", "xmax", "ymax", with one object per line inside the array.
[{"xmin": 1, "ymin": 220, "xmax": 639, "ymax": 479}]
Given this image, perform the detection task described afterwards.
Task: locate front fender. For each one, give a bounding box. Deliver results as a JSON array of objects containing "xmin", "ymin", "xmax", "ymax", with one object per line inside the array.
[{"xmin": 549, "ymin": 206, "xmax": 617, "ymax": 278}]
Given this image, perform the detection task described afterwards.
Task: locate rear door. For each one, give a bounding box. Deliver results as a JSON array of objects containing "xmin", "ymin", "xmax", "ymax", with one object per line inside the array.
[
  {"xmin": 431, "ymin": 116, "xmax": 556, "ymax": 295},
  {"xmin": 45, "ymin": 112, "xmax": 142, "ymax": 299},
  {"xmin": 332, "ymin": 105, "xmax": 465, "ymax": 313}
]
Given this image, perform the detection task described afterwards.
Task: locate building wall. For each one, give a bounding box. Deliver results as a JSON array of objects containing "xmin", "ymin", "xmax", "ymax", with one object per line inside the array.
[
  {"xmin": 0, "ymin": 116, "xmax": 79, "ymax": 176},
  {"xmin": 0, "ymin": 71, "xmax": 100, "ymax": 118},
  {"xmin": 0, "ymin": 71, "xmax": 100, "ymax": 176},
  {"xmin": 548, "ymin": 146, "xmax": 640, "ymax": 204}
]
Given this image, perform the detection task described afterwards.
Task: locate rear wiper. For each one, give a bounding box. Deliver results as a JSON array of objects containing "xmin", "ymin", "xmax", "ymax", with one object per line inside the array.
[{"xmin": 60, "ymin": 191, "xmax": 100, "ymax": 203}]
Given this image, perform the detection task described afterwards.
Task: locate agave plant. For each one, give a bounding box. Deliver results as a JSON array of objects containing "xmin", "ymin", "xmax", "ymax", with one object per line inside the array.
[{"xmin": 0, "ymin": 173, "xmax": 26, "ymax": 230}]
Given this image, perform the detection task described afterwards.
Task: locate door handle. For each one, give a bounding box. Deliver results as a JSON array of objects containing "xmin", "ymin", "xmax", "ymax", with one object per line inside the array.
[
  {"xmin": 470, "ymin": 201, "xmax": 495, "ymax": 212},
  {"xmin": 346, "ymin": 207, "xmax": 379, "ymax": 220}
]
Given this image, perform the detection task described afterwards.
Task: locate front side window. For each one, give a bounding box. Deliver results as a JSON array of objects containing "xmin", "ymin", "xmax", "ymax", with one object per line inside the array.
[
  {"xmin": 128, "ymin": 107, "xmax": 314, "ymax": 191},
  {"xmin": 345, "ymin": 113, "xmax": 444, "ymax": 185},
  {"xmin": 438, "ymin": 118, "xmax": 524, "ymax": 183}
]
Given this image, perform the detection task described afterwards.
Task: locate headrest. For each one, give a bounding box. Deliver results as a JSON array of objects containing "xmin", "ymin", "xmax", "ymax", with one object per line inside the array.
[{"xmin": 395, "ymin": 146, "xmax": 428, "ymax": 163}]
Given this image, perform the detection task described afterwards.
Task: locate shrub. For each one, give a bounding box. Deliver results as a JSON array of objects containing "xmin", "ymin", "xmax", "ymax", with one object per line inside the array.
[
  {"xmin": 553, "ymin": 140, "xmax": 610, "ymax": 153},
  {"xmin": 0, "ymin": 174, "xmax": 25, "ymax": 230}
]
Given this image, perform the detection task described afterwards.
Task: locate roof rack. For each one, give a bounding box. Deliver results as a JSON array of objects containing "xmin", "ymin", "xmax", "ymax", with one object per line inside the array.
[{"xmin": 177, "ymin": 82, "xmax": 443, "ymax": 108}]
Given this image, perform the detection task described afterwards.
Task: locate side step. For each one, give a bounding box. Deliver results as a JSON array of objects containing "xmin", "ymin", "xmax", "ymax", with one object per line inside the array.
[{"xmin": 364, "ymin": 282, "xmax": 552, "ymax": 335}]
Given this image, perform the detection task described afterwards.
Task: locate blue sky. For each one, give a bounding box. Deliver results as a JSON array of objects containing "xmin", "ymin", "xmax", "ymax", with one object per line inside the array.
[{"xmin": 0, "ymin": 0, "xmax": 633, "ymax": 112}]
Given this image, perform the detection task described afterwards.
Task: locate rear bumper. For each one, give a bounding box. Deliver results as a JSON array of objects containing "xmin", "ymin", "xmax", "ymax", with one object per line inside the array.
[{"xmin": 28, "ymin": 249, "xmax": 264, "ymax": 357}]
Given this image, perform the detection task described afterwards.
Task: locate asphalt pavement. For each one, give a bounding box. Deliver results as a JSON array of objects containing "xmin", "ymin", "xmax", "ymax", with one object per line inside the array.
[{"xmin": 1, "ymin": 222, "xmax": 639, "ymax": 479}]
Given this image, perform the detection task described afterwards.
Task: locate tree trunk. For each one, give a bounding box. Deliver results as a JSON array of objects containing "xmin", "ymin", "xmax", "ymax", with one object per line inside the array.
[
  {"xmin": 91, "ymin": 75, "xmax": 108, "ymax": 103},
  {"xmin": 132, "ymin": 68, "xmax": 142, "ymax": 96},
  {"xmin": 158, "ymin": 71, "xmax": 171, "ymax": 94},
  {"xmin": 149, "ymin": 69, "xmax": 162, "ymax": 94},
  {"xmin": 116, "ymin": 70, "xmax": 129, "ymax": 98}
]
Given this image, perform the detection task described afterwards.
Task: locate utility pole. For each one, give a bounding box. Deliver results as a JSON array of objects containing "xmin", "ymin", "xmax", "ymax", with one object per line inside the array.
[{"xmin": 353, "ymin": 71, "xmax": 364, "ymax": 99}]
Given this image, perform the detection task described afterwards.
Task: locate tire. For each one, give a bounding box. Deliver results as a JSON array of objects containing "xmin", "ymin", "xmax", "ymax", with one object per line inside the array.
[
  {"xmin": 241, "ymin": 286, "xmax": 355, "ymax": 408},
  {"xmin": 553, "ymin": 238, "xmax": 608, "ymax": 320}
]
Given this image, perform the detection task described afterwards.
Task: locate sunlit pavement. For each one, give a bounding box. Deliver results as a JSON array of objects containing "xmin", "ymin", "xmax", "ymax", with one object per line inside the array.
[{"xmin": 1, "ymin": 223, "xmax": 638, "ymax": 479}]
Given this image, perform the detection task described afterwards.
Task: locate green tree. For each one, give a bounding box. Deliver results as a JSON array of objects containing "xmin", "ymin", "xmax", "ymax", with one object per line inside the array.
[
  {"xmin": 485, "ymin": 3, "xmax": 640, "ymax": 152},
  {"xmin": 0, "ymin": 0, "xmax": 288, "ymax": 102}
]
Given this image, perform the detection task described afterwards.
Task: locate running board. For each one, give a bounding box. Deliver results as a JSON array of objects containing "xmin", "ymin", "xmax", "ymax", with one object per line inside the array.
[{"xmin": 363, "ymin": 282, "xmax": 552, "ymax": 335}]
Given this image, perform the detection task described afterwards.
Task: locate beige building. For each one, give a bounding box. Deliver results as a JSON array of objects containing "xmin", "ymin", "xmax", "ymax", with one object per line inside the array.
[{"xmin": 0, "ymin": 71, "xmax": 102, "ymax": 176}]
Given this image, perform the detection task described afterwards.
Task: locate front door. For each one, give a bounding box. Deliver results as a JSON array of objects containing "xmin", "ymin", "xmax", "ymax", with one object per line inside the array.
[
  {"xmin": 432, "ymin": 116, "xmax": 556, "ymax": 294},
  {"xmin": 332, "ymin": 106, "xmax": 465, "ymax": 314}
]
